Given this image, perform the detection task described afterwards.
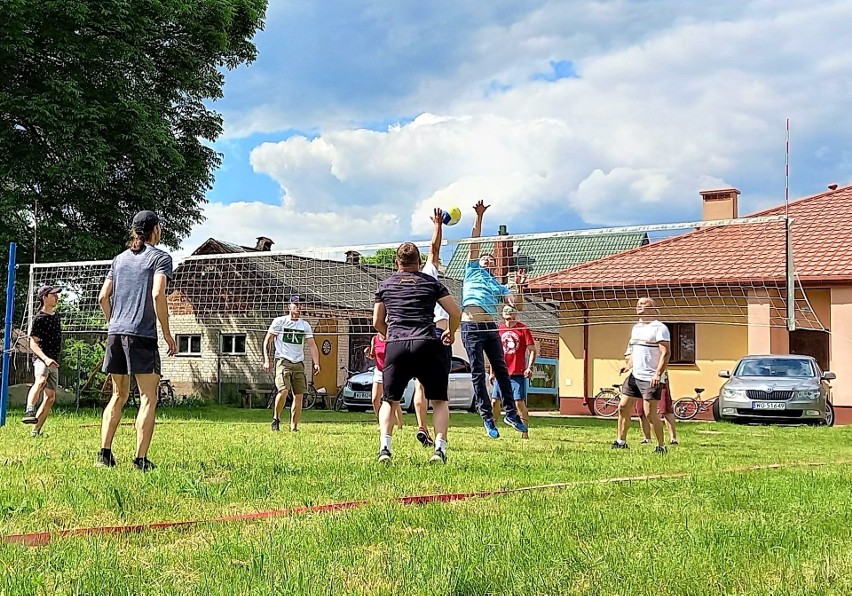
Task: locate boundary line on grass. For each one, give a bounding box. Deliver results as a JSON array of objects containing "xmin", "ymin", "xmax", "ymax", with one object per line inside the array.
[{"xmin": 4, "ymin": 459, "xmax": 850, "ymax": 547}]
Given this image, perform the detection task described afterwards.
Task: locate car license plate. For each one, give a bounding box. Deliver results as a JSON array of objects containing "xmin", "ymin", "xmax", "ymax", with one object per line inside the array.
[
  {"xmin": 753, "ymin": 401, "xmax": 785, "ymax": 410},
  {"xmin": 353, "ymin": 391, "xmax": 371, "ymax": 401}
]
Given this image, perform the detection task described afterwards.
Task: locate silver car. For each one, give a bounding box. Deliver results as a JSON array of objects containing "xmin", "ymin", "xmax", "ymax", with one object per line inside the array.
[
  {"xmin": 717, "ymin": 355, "xmax": 835, "ymax": 425},
  {"xmin": 341, "ymin": 356, "xmax": 476, "ymax": 412}
]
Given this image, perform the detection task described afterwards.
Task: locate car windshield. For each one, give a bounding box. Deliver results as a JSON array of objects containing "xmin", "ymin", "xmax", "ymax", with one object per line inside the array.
[{"xmin": 735, "ymin": 358, "xmax": 815, "ymax": 378}]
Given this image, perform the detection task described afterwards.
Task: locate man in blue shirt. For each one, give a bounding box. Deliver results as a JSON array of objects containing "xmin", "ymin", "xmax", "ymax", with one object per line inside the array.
[{"xmin": 462, "ymin": 200, "xmax": 529, "ymax": 438}]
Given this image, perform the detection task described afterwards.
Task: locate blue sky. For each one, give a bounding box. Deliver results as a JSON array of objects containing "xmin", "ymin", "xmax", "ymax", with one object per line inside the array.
[{"xmin": 182, "ymin": 0, "xmax": 852, "ymax": 254}]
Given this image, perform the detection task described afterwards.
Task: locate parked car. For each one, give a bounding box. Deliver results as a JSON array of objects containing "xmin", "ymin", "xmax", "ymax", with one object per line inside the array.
[
  {"xmin": 341, "ymin": 356, "xmax": 476, "ymax": 412},
  {"xmin": 716, "ymin": 355, "xmax": 835, "ymax": 425}
]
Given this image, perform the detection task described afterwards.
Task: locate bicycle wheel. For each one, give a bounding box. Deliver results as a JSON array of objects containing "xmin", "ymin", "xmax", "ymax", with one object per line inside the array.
[
  {"xmin": 673, "ymin": 398, "xmax": 699, "ymax": 420},
  {"xmin": 333, "ymin": 389, "xmax": 346, "ymax": 411},
  {"xmin": 158, "ymin": 384, "xmax": 176, "ymax": 407},
  {"xmin": 303, "ymin": 387, "xmax": 318, "ymax": 410},
  {"xmin": 593, "ymin": 391, "xmax": 619, "ymax": 417}
]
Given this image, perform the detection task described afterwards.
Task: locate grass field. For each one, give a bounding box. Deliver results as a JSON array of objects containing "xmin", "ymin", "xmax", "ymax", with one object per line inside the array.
[{"xmin": 1, "ymin": 405, "xmax": 851, "ymax": 595}]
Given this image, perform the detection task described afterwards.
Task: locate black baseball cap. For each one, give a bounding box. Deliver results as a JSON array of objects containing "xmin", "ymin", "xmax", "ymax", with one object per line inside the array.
[
  {"xmin": 289, "ymin": 295, "xmax": 300, "ymax": 304},
  {"xmin": 132, "ymin": 210, "xmax": 160, "ymax": 234},
  {"xmin": 37, "ymin": 285, "xmax": 61, "ymax": 300}
]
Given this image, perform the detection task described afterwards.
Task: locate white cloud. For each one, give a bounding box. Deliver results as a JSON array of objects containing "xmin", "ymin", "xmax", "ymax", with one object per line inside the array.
[{"xmin": 191, "ymin": 0, "xmax": 852, "ymax": 251}]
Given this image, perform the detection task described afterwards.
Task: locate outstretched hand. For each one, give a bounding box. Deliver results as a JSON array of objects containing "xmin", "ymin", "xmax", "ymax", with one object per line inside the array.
[
  {"xmin": 432, "ymin": 208, "xmax": 444, "ymax": 225},
  {"xmin": 513, "ymin": 268, "xmax": 528, "ymax": 286},
  {"xmin": 473, "ymin": 200, "xmax": 489, "ymax": 217}
]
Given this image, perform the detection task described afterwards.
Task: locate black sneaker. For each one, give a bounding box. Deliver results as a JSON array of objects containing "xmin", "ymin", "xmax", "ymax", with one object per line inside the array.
[
  {"xmin": 416, "ymin": 427, "xmax": 435, "ymax": 448},
  {"xmin": 429, "ymin": 449, "xmax": 447, "ymax": 464},
  {"xmin": 611, "ymin": 440, "xmax": 629, "ymax": 449},
  {"xmin": 271, "ymin": 418, "xmax": 280, "ymax": 432},
  {"xmin": 21, "ymin": 410, "xmax": 38, "ymax": 425},
  {"xmin": 377, "ymin": 448, "xmax": 392, "ymax": 463},
  {"xmin": 133, "ymin": 457, "xmax": 157, "ymax": 472},
  {"xmin": 654, "ymin": 445, "xmax": 668, "ymax": 455},
  {"xmin": 95, "ymin": 449, "xmax": 116, "ymax": 468}
]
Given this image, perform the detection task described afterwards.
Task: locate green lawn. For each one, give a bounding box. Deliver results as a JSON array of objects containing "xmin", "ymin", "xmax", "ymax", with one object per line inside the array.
[{"xmin": 1, "ymin": 406, "xmax": 851, "ymax": 595}]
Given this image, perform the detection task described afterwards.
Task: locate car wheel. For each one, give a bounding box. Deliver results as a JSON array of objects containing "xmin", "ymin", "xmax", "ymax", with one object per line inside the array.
[
  {"xmin": 822, "ymin": 402, "xmax": 835, "ymax": 427},
  {"xmin": 712, "ymin": 398, "xmax": 722, "ymax": 422}
]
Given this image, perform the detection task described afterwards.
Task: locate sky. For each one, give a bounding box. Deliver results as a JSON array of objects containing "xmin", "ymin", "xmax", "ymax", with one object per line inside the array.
[{"xmin": 180, "ymin": 0, "xmax": 852, "ymax": 255}]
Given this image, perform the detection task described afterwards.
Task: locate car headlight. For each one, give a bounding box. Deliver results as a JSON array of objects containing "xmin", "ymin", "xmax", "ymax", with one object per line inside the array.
[
  {"xmin": 796, "ymin": 390, "xmax": 821, "ymax": 400},
  {"xmin": 721, "ymin": 388, "xmax": 744, "ymax": 399}
]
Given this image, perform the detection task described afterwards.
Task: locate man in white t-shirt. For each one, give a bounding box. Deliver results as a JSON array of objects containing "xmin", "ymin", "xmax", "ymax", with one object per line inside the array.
[
  {"xmin": 411, "ymin": 208, "xmax": 453, "ymax": 448},
  {"xmin": 612, "ymin": 297, "xmax": 669, "ymax": 453},
  {"xmin": 263, "ymin": 295, "xmax": 320, "ymax": 432}
]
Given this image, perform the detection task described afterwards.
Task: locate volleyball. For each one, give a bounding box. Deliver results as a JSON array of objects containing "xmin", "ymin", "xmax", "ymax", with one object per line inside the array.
[{"xmin": 443, "ymin": 206, "xmax": 462, "ymax": 226}]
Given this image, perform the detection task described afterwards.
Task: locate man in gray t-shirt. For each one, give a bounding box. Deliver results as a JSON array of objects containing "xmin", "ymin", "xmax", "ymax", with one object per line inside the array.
[{"xmin": 96, "ymin": 210, "xmax": 176, "ymax": 472}]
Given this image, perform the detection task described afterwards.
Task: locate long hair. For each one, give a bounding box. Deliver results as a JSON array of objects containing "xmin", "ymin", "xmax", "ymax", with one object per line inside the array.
[{"xmin": 127, "ymin": 228, "xmax": 155, "ymax": 254}]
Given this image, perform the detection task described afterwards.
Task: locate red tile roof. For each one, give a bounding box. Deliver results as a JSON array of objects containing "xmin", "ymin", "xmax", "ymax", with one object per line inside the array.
[{"xmin": 530, "ymin": 185, "xmax": 852, "ymax": 291}]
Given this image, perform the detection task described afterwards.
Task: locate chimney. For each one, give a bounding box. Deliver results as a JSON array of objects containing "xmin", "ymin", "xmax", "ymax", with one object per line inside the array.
[
  {"xmin": 345, "ymin": 250, "xmax": 361, "ymax": 265},
  {"xmin": 254, "ymin": 236, "xmax": 274, "ymax": 251},
  {"xmin": 494, "ymin": 224, "xmax": 513, "ymax": 283},
  {"xmin": 828, "ymin": 183, "xmax": 838, "ymax": 191},
  {"xmin": 700, "ymin": 188, "xmax": 740, "ymax": 221}
]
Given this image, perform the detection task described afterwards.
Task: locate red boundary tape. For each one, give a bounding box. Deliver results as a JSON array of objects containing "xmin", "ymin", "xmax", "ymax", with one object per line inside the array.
[{"xmin": 3, "ymin": 460, "xmax": 848, "ymax": 547}]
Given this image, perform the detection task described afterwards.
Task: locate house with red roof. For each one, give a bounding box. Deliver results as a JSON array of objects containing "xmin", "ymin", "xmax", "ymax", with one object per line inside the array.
[{"xmin": 529, "ymin": 185, "xmax": 852, "ymax": 424}]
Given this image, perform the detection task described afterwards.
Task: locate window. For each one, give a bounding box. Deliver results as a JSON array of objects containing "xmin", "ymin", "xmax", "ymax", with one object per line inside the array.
[
  {"xmin": 450, "ymin": 357, "xmax": 470, "ymax": 374},
  {"xmin": 664, "ymin": 323, "xmax": 695, "ymax": 364},
  {"xmin": 221, "ymin": 334, "xmax": 247, "ymax": 355},
  {"xmin": 176, "ymin": 334, "xmax": 202, "ymax": 356}
]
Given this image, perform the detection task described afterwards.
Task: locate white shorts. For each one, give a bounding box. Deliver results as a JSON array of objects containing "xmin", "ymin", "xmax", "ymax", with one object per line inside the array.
[{"xmin": 373, "ymin": 368, "xmax": 383, "ymax": 384}]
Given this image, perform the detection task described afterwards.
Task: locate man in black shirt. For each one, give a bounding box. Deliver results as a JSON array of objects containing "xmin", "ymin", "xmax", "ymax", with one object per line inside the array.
[
  {"xmin": 22, "ymin": 286, "xmax": 63, "ymax": 436},
  {"xmin": 373, "ymin": 242, "xmax": 461, "ymax": 464}
]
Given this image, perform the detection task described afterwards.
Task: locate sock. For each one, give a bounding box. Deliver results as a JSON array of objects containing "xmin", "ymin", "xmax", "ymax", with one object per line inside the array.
[
  {"xmin": 436, "ymin": 438, "xmax": 447, "ymax": 452},
  {"xmin": 616, "ymin": 439, "xmax": 626, "ymax": 445},
  {"xmin": 381, "ymin": 435, "xmax": 392, "ymax": 451}
]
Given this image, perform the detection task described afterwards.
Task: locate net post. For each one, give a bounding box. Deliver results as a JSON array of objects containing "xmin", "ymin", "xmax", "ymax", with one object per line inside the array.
[
  {"xmin": 1, "ymin": 242, "xmax": 18, "ymax": 427},
  {"xmin": 25, "ymin": 263, "xmax": 35, "ymax": 335},
  {"xmin": 786, "ymin": 217, "xmax": 796, "ymax": 332}
]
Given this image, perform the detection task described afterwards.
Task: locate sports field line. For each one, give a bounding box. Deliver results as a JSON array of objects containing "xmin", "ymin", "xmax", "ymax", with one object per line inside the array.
[{"xmin": 3, "ymin": 459, "xmax": 850, "ymax": 547}]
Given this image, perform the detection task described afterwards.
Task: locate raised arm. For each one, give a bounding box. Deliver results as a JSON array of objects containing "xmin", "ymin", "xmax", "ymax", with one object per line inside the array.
[
  {"xmin": 428, "ymin": 208, "xmax": 444, "ymax": 268},
  {"xmin": 468, "ymin": 200, "xmax": 489, "ymax": 262}
]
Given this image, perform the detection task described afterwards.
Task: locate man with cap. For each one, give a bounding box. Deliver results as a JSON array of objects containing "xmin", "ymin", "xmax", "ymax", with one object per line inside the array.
[
  {"xmin": 263, "ymin": 295, "xmax": 321, "ymax": 432},
  {"xmin": 97, "ymin": 210, "xmax": 175, "ymax": 471},
  {"xmin": 490, "ymin": 304, "xmax": 538, "ymax": 439},
  {"xmin": 21, "ymin": 285, "xmax": 63, "ymax": 435}
]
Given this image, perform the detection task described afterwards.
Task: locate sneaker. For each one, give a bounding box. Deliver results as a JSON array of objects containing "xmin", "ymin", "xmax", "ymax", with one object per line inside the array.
[
  {"xmin": 416, "ymin": 427, "xmax": 435, "ymax": 448},
  {"xmin": 430, "ymin": 449, "xmax": 447, "ymax": 464},
  {"xmin": 669, "ymin": 438, "xmax": 679, "ymax": 445},
  {"xmin": 483, "ymin": 419, "xmax": 500, "ymax": 439},
  {"xmin": 611, "ymin": 440, "xmax": 629, "ymax": 449},
  {"xmin": 21, "ymin": 410, "xmax": 37, "ymax": 425},
  {"xmin": 271, "ymin": 418, "xmax": 280, "ymax": 432},
  {"xmin": 377, "ymin": 448, "xmax": 392, "ymax": 463},
  {"xmin": 30, "ymin": 428, "xmax": 42, "ymax": 438},
  {"xmin": 654, "ymin": 445, "xmax": 668, "ymax": 454},
  {"xmin": 133, "ymin": 457, "xmax": 157, "ymax": 472},
  {"xmin": 503, "ymin": 414, "xmax": 528, "ymax": 433},
  {"xmin": 95, "ymin": 449, "xmax": 116, "ymax": 468},
  {"xmin": 640, "ymin": 438, "xmax": 651, "ymax": 444}
]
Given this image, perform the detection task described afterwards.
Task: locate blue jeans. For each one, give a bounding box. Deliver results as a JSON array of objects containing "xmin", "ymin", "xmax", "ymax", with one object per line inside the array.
[{"xmin": 462, "ymin": 321, "xmax": 519, "ymax": 422}]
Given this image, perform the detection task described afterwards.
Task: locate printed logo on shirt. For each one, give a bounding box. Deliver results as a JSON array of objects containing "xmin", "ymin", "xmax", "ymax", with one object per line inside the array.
[
  {"xmin": 280, "ymin": 330, "xmax": 305, "ymax": 345},
  {"xmin": 501, "ymin": 330, "xmax": 521, "ymax": 355}
]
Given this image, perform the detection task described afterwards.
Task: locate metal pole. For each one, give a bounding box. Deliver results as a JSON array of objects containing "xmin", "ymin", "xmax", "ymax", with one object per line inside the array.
[
  {"xmin": 217, "ymin": 331, "xmax": 222, "ymax": 405},
  {"xmin": 1, "ymin": 242, "xmax": 18, "ymax": 427},
  {"xmin": 785, "ymin": 118, "xmax": 795, "ymax": 332},
  {"xmin": 75, "ymin": 345, "xmax": 82, "ymax": 412}
]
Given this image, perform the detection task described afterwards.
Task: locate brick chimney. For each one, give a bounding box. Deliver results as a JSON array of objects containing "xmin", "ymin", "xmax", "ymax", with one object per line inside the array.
[
  {"xmin": 345, "ymin": 250, "xmax": 361, "ymax": 265},
  {"xmin": 700, "ymin": 188, "xmax": 740, "ymax": 221},
  {"xmin": 254, "ymin": 236, "xmax": 274, "ymax": 251},
  {"xmin": 494, "ymin": 224, "xmax": 513, "ymax": 283}
]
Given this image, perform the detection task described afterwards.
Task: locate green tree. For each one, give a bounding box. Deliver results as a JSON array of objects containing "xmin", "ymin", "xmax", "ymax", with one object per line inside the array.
[
  {"xmin": 360, "ymin": 248, "xmax": 427, "ymax": 267},
  {"xmin": 0, "ymin": 0, "xmax": 267, "ymax": 268}
]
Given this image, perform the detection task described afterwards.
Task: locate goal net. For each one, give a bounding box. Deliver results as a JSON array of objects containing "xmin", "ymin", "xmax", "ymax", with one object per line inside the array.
[{"xmin": 20, "ymin": 215, "xmax": 824, "ymax": 402}]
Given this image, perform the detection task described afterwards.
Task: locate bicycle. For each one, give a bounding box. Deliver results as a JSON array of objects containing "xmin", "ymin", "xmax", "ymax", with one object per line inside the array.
[
  {"xmin": 113, "ymin": 377, "xmax": 179, "ymax": 408},
  {"xmin": 673, "ymin": 388, "xmax": 717, "ymax": 420},
  {"xmin": 592, "ymin": 384, "xmax": 624, "ymax": 417},
  {"xmin": 331, "ymin": 367, "xmax": 361, "ymax": 412},
  {"xmin": 265, "ymin": 381, "xmax": 325, "ymax": 411}
]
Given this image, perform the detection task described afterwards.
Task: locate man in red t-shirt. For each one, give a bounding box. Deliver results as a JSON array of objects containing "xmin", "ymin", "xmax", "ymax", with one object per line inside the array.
[{"xmin": 490, "ymin": 305, "xmax": 538, "ymax": 439}]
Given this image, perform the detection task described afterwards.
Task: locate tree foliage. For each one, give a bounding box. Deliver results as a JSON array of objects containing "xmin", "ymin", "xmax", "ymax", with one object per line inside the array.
[
  {"xmin": 0, "ymin": 0, "xmax": 267, "ymax": 268},
  {"xmin": 360, "ymin": 248, "xmax": 426, "ymax": 267}
]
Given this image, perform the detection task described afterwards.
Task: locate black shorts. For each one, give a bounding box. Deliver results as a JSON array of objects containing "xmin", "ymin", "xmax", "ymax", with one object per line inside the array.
[
  {"xmin": 103, "ymin": 334, "xmax": 161, "ymax": 376},
  {"xmin": 621, "ymin": 373, "xmax": 662, "ymax": 400},
  {"xmin": 383, "ymin": 339, "xmax": 449, "ymax": 402}
]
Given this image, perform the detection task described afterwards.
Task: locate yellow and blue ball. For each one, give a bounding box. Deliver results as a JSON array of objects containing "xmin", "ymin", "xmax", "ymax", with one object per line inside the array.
[{"xmin": 442, "ymin": 206, "xmax": 462, "ymax": 226}]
